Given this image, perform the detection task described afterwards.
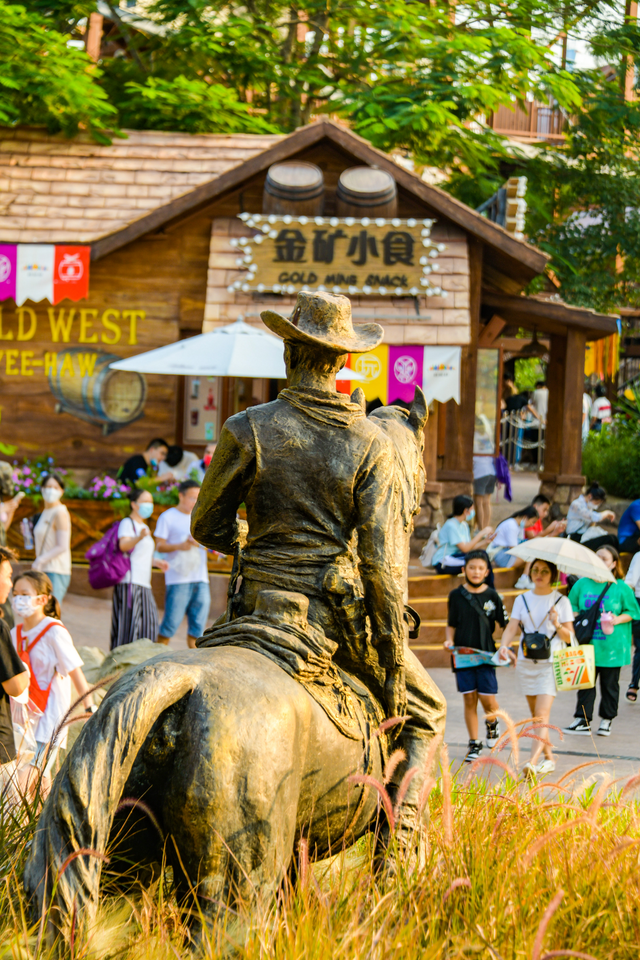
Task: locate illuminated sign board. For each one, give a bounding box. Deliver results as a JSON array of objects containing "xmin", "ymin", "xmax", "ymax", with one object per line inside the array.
[{"xmin": 228, "ymin": 214, "xmax": 447, "ymax": 298}]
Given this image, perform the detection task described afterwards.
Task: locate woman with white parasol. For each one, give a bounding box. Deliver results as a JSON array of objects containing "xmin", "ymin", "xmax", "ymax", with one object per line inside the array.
[{"xmin": 498, "ymin": 538, "xmax": 615, "ymax": 777}]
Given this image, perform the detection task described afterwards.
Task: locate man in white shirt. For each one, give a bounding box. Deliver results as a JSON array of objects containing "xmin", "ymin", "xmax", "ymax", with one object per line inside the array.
[
  {"xmin": 532, "ymin": 381, "xmax": 548, "ymax": 424},
  {"xmin": 582, "ymin": 392, "xmax": 592, "ymax": 443},
  {"xmin": 155, "ymin": 480, "xmax": 211, "ymax": 648}
]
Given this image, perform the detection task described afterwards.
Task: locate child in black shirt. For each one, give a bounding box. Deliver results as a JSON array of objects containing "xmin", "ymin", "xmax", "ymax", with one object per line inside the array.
[{"xmin": 444, "ymin": 550, "xmax": 508, "ymax": 763}]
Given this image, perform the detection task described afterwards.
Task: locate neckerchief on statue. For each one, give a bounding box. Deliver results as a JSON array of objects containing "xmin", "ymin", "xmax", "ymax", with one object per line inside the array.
[{"xmin": 279, "ymin": 387, "xmax": 364, "ymax": 428}]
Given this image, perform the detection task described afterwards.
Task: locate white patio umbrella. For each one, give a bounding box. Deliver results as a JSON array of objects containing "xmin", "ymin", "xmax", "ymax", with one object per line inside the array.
[
  {"xmin": 109, "ymin": 318, "xmax": 363, "ymax": 381},
  {"xmin": 507, "ymin": 537, "xmax": 615, "ymax": 583}
]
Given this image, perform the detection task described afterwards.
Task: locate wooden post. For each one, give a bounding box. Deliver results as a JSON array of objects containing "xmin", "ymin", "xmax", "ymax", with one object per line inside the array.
[
  {"xmin": 540, "ymin": 329, "xmax": 587, "ymax": 507},
  {"xmin": 437, "ymin": 236, "xmax": 482, "ymax": 492}
]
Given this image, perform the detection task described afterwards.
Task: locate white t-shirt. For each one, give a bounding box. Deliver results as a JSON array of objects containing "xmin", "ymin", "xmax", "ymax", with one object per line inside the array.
[
  {"xmin": 625, "ymin": 553, "xmax": 640, "ymax": 598},
  {"xmin": 154, "ymin": 507, "xmax": 208, "ymax": 586},
  {"xmin": 118, "ymin": 517, "xmax": 154, "ymax": 588},
  {"xmin": 591, "ymin": 396, "xmax": 612, "ymax": 423},
  {"xmin": 11, "ymin": 617, "xmax": 84, "ymax": 747},
  {"xmin": 157, "ymin": 451, "xmax": 199, "ymax": 481},
  {"xmin": 492, "ymin": 517, "xmax": 523, "ymax": 551},
  {"xmin": 473, "ymin": 456, "xmax": 496, "ymax": 480},
  {"xmin": 511, "ymin": 590, "xmax": 574, "ymax": 660},
  {"xmin": 533, "ymin": 387, "xmax": 548, "ymax": 422}
]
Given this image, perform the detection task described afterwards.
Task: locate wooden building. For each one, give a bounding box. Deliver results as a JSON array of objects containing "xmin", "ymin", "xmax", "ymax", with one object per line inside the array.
[{"xmin": 0, "ymin": 120, "xmax": 616, "ymax": 518}]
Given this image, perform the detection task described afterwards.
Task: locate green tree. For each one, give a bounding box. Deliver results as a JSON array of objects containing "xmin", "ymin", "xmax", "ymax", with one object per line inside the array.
[{"xmin": 0, "ymin": 0, "xmax": 116, "ymax": 139}]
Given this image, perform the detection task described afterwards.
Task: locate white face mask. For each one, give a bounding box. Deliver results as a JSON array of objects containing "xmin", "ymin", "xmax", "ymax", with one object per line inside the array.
[
  {"xmin": 42, "ymin": 487, "xmax": 62, "ymax": 504},
  {"xmin": 11, "ymin": 594, "xmax": 43, "ymax": 618}
]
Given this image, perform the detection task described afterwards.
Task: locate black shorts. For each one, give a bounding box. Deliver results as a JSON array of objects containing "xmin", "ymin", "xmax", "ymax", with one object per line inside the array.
[{"xmin": 473, "ymin": 474, "xmax": 496, "ymax": 496}]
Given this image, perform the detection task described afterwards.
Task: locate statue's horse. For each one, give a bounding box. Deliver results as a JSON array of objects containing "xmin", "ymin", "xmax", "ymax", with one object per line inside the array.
[{"xmin": 25, "ymin": 390, "xmax": 436, "ymax": 938}]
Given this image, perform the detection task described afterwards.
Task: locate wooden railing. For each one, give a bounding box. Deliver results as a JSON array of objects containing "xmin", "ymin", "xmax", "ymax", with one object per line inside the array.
[{"xmin": 488, "ymin": 102, "xmax": 568, "ymax": 141}]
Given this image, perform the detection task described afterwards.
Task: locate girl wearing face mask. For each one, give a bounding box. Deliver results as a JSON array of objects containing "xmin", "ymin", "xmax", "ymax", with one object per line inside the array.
[
  {"xmin": 32, "ymin": 473, "xmax": 72, "ymax": 606},
  {"xmin": 10, "ymin": 571, "xmax": 93, "ymax": 788},
  {"xmin": 110, "ymin": 489, "xmax": 169, "ymax": 650},
  {"xmin": 490, "ymin": 505, "xmax": 538, "ymax": 570},
  {"xmin": 432, "ymin": 495, "xmax": 495, "ymax": 575}
]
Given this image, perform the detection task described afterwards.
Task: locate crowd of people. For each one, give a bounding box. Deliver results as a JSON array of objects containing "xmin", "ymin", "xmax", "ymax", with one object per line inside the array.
[
  {"xmin": 0, "ymin": 435, "xmax": 219, "ymax": 794},
  {"xmin": 441, "ymin": 480, "xmax": 640, "ymax": 771},
  {"xmin": 1, "ymin": 411, "xmax": 639, "ymax": 786}
]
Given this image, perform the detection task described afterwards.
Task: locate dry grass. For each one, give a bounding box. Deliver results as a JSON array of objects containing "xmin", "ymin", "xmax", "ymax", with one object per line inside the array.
[{"xmin": 0, "ymin": 731, "xmax": 639, "ymax": 959}]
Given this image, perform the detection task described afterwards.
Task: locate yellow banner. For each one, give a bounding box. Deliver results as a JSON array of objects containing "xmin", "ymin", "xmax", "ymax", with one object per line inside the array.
[{"xmin": 353, "ymin": 345, "xmax": 389, "ymax": 405}]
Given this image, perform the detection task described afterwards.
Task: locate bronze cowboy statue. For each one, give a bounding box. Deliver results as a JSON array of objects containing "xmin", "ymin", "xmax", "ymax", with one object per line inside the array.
[{"xmin": 24, "ymin": 292, "xmax": 446, "ymax": 943}]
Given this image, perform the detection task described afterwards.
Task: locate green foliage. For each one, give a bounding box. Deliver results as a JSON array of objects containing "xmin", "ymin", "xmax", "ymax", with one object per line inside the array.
[
  {"xmin": 514, "ymin": 357, "xmax": 546, "ymax": 392},
  {"xmin": 0, "ymin": 0, "xmax": 117, "ymax": 139},
  {"xmin": 582, "ymin": 419, "xmax": 640, "ymax": 499},
  {"xmin": 118, "ymin": 75, "xmax": 277, "ymax": 134}
]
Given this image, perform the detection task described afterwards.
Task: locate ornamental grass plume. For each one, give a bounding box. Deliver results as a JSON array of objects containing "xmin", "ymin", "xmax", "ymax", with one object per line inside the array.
[{"xmin": 0, "ymin": 734, "xmax": 639, "ymax": 958}]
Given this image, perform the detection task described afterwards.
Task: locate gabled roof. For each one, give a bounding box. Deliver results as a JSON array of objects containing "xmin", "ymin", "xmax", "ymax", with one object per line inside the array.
[
  {"xmin": 0, "ymin": 126, "xmax": 282, "ymax": 244},
  {"xmin": 89, "ymin": 120, "xmax": 550, "ymax": 280},
  {"xmin": 0, "ymin": 121, "xmax": 548, "ymax": 280}
]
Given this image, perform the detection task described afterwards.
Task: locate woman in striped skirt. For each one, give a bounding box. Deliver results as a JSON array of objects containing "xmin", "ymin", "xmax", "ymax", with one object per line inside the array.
[{"xmin": 110, "ymin": 490, "xmax": 169, "ymax": 650}]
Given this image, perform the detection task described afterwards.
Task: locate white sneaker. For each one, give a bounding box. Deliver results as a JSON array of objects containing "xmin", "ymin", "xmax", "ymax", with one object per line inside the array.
[
  {"xmin": 514, "ymin": 574, "xmax": 533, "ymax": 590},
  {"xmin": 597, "ymin": 719, "xmax": 612, "ymax": 737},
  {"xmin": 563, "ymin": 718, "xmax": 591, "ymax": 735},
  {"xmin": 535, "ymin": 759, "xmax": 556, "ymax": 775},
  {"xmin": 485, "ymin": 719, "xmax": 499, "ymax": 748}
]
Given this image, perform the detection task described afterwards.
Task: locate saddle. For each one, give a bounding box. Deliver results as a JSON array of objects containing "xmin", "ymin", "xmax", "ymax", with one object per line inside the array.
[{"xmin": 198, "ymin": 589, "xmax": 387, "ymax": 749}]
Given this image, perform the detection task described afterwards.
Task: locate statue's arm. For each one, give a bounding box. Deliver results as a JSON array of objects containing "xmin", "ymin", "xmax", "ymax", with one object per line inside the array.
[
  {"xmin": 191, "ymin": 415, "xmax": 255, "ymax": 554},
  {"xmin": 354, "ymin": 436, "xmax": 406, "ymax": 672}
]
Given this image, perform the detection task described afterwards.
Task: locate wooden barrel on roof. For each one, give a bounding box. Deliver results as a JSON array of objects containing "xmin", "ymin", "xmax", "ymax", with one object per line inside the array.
[
  {"xmin": 263, "ymin": 161, "xmax": 325, "ymax": 215},
  {"xmin": 48, "ymin": 348, "xmax": 147, "ymax": 436},
  {"xmin": 336, "ymin": 167, "xmax": 398, "ymax": 218}
]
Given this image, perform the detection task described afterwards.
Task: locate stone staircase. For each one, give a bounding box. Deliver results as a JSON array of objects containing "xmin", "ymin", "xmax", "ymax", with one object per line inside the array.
[{"xmin": 407, "ymin": 565, "xmax": 524, "ymax": 669}]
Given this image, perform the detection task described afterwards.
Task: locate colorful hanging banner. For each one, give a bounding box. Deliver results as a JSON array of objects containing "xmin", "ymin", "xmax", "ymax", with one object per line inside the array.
[
  {"xmin": 422, "ymin": 346, "xmax": 461, "ymax": 404},
  {"xmin": 342, "ymin": 344, "xmax": 462, "ymax": 407},
  {"xmin": 389, "ymin": 345, "xmax": 424, "ymax": 403},
  {"xmin": 353, "ymin": 344, "xmax": 390, "ymax": 405},
  {"xmin": 0, "ymin": 244, "xmax": 90, "ymax": 306}
]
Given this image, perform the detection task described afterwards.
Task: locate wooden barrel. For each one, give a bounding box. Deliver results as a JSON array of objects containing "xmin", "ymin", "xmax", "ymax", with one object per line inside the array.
[
  {"xmin": 263, "ymin": 162, "xmax": 325, "ymax": 216},
  {"xmin": 48, "ymin": 348, "xmax": 147, "ymax": 435},
  {"xmin": 336, "ymin": 167, "xmax": 398, "ymax": 218}
]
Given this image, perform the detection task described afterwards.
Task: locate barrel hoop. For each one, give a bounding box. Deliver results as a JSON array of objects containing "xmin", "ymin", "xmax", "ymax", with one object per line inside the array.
[
  {"xmin": 335, "ymin": 188, "xmax": 397, "ymax": 207},
  {"xmin": 264, "ymin": 180, "xmax": 324, "ymax": 201}
]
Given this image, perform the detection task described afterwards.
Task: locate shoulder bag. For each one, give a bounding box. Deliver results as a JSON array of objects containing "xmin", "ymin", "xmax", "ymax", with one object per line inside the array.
[
  {"xmin": 573, "ymin": 582, "xmax": 611, "ymax": 644},
  {"xmin": 519, "ymin": 593, "xmax": 561, "ymax": 661}
]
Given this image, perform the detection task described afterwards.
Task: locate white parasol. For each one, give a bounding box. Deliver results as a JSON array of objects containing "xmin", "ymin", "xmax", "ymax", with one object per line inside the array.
[
  {"xmin": 109, "ymin": 318, "xmax": 363, "ymax": 381},
  {"xmin": 507, "ymin": 537, "xmax": 615, "ymax": 583}
]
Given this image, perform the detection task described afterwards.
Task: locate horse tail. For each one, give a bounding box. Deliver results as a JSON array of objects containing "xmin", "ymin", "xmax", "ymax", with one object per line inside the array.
[{"xmin": 23, "ymin": 656, "xmax": 197, "ymax": 939}]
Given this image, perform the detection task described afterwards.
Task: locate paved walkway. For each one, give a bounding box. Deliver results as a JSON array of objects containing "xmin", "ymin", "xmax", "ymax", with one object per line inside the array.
[
  {"xmin": 437, "ymin": 663, "xmax": 640, "ymax": 783},
  {"xmin": 61, "ymin": 591, "xmax": 639, "ymax": 785}
]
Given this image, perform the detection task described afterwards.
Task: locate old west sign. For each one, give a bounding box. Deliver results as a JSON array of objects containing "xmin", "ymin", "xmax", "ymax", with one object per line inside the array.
[{"xmin": 229, "ymin": 214, "xmax": 447, "ymax": 298}]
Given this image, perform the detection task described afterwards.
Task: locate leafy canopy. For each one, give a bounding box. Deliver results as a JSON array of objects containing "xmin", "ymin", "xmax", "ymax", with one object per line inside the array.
[{"xmin": 0, "ymin": 0, "xmax": 116, "ymax": 140}]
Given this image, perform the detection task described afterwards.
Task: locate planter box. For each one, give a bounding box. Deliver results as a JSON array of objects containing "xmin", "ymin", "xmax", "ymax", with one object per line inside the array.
[{"xmin": 6, "ymin": 497, "xmax": 232, "ymax": 572}]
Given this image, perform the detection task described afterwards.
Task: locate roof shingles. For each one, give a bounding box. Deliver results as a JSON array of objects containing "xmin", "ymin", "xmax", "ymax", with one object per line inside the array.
[{"xmin": 0, "ymin": 127, "xmax": 282, "ymax": 244}]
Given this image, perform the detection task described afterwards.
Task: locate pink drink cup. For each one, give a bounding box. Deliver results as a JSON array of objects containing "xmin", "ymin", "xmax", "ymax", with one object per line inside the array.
[{"xmin": 600, "ymin": 612, "xmax": 615, "ymax": 635}]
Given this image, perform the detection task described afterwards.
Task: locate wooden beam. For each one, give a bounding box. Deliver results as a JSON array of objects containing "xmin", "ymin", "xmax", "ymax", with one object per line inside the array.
[
  {"xmin": 90, "ymin": 120, "xmax": 549, "ymax": 277},
  {"xmin": 478, "ymin": 313, "xmax": 507, "ymax": 347},
  {"xmin": 482, "ymin": 290, "xmax": 617, "ymax": 339}
]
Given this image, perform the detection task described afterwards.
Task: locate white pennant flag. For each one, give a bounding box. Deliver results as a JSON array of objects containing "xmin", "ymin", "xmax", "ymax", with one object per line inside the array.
[
  {"xmin": 16, "ymin": 244, "xmax": 55, "ymax": 306},
  {"xmin": 422, "ymin": 346, "xmax": 462, "ymax": 405}
]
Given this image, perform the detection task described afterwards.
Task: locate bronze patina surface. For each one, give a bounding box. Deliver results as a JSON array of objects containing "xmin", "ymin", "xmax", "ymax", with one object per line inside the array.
[{"xmin": 24, "ymin": 292, "xmax": 445, "ymax": 941}]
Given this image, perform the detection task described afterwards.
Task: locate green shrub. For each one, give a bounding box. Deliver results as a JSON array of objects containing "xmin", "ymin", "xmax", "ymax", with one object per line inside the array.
[{"xmin": 582, "ymin": 418, "xmax": 640, "ymax": 498}]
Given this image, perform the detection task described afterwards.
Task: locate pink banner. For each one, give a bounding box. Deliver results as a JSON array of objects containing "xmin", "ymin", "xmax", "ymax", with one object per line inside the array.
[
  {"xmin": 0, "ymin": 245, "xmax": 17, "ymax": 301},
  {"xmin": 388, "ymin": 345, "xmax": 424, "ymax": 403}
]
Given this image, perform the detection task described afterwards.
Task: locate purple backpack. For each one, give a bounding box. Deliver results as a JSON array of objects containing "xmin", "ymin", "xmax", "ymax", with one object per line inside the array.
[{"xmin": 85, "ymin": 519, "xmax": 132, "ymax": 590}]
